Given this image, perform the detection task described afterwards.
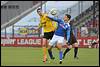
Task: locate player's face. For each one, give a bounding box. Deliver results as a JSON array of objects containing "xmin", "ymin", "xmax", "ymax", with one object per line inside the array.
[
  {"xmin": 63, "ymin": 16, "xmax": 69, "ymax": 22},
  {"xmin": 37, "ymin": 10, "xmax": 42, "ymax": 16}
]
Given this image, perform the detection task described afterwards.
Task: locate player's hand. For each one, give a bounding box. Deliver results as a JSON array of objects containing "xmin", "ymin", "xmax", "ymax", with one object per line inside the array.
[{"xmin": 66, "ymin": 40, "xmax": 70, "ymax": 45}]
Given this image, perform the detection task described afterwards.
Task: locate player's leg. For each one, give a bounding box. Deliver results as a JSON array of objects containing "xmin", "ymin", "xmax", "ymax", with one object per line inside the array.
[
  {"xmin": 70, "ymin": 32, "xmax": 79, "ymax": 59},
  {"xmin": 48, "ymin": 35, "xmax": 57, "ymax": 60},
  {"xmin": 42, "ymin": 31, "xmax": 54, "ymax": 62},
  {"xmin": 63, "ymin": 45, "xmax": 72, "ymax": 59},
  {"xmin": 48, "ymin": 45, "xmax": 54, "ymax": 59},
  {"xmin": 69, "ymin": 31, "xmax": 79, "ymax": 59},
  {"xmin": 42, "ymin": 38, "xmax": 48, "ymax": 62},
  {"xmin": 63, "ymin": 33, "xmax": 72, "ymax": 59},
  {"xmin": 73, "ymin": 42, "xmax": 79, "ymax": 59},
  {"xmin": 56, "ymin": 36, "xmax": 64, "ymax": 64},
  {"xmin": 56, "ymin": 43, "xmax": 63, "ymax": 64},
  {"xmin": 48, "ymin": 32, "xmax": 55, "ymax": 60},
  {"xmin": 43, "ymin": 32, "xmax": 53, "ymax": 62}
]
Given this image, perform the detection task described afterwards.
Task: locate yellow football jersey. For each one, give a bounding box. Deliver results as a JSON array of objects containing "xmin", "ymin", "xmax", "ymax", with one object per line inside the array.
[{"xmin": 38, "ymin": 13, "xmax": 57, "ymax": 32}]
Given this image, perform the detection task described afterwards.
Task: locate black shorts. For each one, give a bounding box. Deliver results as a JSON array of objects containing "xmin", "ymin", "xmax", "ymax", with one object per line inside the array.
[
  {"xmin": 43, "ymin": 31, "xmax": 55, "ymax": 40},
  {"xmin": 67, "ymin": 31, "xmax": 77, "ymax": 45}
]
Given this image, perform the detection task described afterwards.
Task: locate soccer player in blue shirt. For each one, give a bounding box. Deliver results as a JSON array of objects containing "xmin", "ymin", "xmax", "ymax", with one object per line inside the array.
[{"xmin": 46, "ymin": 14, "xmax": 71, "ymax": 64}]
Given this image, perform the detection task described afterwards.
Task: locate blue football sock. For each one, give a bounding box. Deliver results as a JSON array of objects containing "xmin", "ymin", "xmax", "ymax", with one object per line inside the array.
[
  {"xmin": 59, "ymin": 51, "xmax": 63, "ymax": 60},
  {"xmin": 48, "ymin": 49, "xmax": 53, "ymax": 59}
]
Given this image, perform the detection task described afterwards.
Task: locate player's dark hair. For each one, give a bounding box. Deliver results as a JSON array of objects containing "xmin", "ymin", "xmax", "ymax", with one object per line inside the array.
[
  {"xmin": 37, "ymin": 7, "xmax": 42, "ymax": 12},
  {"xmin": 65, "ymin": 14, "xmax": 71, "ymax": 19}
]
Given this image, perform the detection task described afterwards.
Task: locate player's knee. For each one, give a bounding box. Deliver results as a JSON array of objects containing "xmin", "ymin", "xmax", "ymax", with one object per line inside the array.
[
  {"xmin": 48, "ymin": 48, "xmax": 51, "ymax": 51},
  {"xmin": 57, "ymin": 48, "xmax": 61, "ymax": 50},
  {"xmin": 42, "ymin": 44, "xmax": 46, "ymax": 47},
  {"xmin": 68, "ymin": 45, "xmax": 72, "ymax": 49},
  {"xmin": 42, "ymin": 38, "xmax": 47, "ymax": 46},
  {"xmin": 74, "ymin": 43, "xmax": 78, "ymax": 47},
  {"xmin": 56, "ymin": 44, "xmax": 62, "ymax": 50},
  {"xmin": 48, "ymin": 44, "xmax": 51, "ymax": 49}
]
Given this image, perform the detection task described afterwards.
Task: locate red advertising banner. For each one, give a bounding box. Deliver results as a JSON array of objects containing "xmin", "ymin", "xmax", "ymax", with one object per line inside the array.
[
  {"xmin": 1, "ymin": 37, "xmax": 98, "ymax": 48},
  {"xmin": 77, "ymin": 37, "xmax": 98, "ymax": 48},
  {"xmin": 1, "ymin": 37, "xmax": 43, "ymax": 47}
]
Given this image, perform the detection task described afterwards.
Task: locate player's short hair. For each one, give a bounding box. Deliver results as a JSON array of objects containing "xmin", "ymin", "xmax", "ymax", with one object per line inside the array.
[
  {"xmin": 37, "ymin": 7, "xmax": 42, "ymax": 12},
  {"xmin": 65, "ymin": 14, "xmax": 71, "ymax": 20}
]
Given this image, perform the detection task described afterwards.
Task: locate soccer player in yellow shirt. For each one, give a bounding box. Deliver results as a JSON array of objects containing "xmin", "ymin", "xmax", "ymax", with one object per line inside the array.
[{"xmin": 36, "ymin": 8, "xmax": 57, "ymax": 63}]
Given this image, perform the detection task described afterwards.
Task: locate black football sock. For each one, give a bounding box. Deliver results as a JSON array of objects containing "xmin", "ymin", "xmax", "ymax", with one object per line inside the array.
[
  {"xmin": 74, "ymin": 47, "xmax": 78, "ymax": 58},
  {"xmin": 63, "ymin": 48, "xmax": 71, "ymax": 58}
]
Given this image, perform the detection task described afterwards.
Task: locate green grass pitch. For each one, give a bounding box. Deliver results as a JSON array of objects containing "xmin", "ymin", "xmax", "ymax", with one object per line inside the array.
[{"xmin": 1, "ymin": 47, "xmax": 99, "ymax": 66}]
